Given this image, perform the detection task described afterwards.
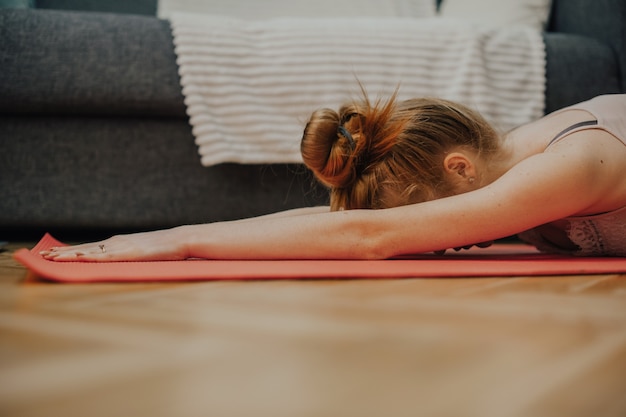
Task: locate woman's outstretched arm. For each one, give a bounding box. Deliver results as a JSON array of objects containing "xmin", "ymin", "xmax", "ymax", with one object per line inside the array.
[
  {"xmin": 41, "ymin": 131, "xmax": 616, "ymax": 262},
  {"xmin": 234, "ymin": 206, "xmax": 330, "ymax": 222}
]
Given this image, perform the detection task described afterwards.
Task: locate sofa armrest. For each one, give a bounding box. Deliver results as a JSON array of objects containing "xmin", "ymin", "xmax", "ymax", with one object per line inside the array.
[{"xmin": 547, "ymin": 0, "xmax": 626, "ymax": 92}]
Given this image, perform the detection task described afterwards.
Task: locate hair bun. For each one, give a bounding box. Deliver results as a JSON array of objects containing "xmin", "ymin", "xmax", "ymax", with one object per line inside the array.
[
  {"xmin": 301, "ymin": 92, "xmax": 405, "ymax": 210},
  {"xmin": 301, "ymin": 108, "xmax": 358, "ymax": 189}
]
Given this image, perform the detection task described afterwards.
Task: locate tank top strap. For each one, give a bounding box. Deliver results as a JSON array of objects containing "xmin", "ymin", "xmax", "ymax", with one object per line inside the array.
[{"xmin": 546, "ymin": 120, "xmax": 598, "ymax": 149}]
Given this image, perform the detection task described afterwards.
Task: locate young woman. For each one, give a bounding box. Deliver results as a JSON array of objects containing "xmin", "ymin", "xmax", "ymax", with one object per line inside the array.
[{"xmin": 41, "ymin": 93, "xmax": 626, "ymax": 261}]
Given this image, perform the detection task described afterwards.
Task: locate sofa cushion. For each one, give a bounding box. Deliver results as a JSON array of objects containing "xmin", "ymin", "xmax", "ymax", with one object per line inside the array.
[
  {"xmin": 0, "ymin": 115, "xmax": 328, "ymax": 233},
  {"xmin": 0, "ymin": 0, "xmax": 33, "ymax": 8},
  {"xmin": 0, "ymin": 8, "xmax": 185, "ymax": 117},
  {"xmin": 35, "ymin": 0, "xmax": 157, "ymax": 15},
  {"xmin": 544, "ymin": 33, "xmax": 621, "ymax": 113},
  {"xmin": 547, "ymin": 0, "xmax": 626, "ymax": 93}
]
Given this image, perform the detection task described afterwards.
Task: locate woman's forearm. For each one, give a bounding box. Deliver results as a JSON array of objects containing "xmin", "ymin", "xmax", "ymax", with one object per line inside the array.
[
  {"xmin": 234, "ymin": 206, "xmax": 330, "ymax": 223},
  {"xmin": 177, "ymin": 209, "xmax": 388, "ymax": 260}
]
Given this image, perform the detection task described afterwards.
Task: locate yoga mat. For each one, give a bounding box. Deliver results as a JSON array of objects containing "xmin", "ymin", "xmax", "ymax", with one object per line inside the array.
[{"xmin": 13, "ymin": 233, "xmax": 626, "ymax": 283}]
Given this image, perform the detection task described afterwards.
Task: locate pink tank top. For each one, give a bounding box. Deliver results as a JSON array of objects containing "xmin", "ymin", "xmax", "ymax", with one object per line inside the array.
[{"xmin": 518, "ymin": 94, "xmax": 626, "ymax": 256}]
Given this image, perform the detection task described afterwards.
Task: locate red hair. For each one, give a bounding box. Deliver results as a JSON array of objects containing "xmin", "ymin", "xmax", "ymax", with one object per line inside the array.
[{"xmin": 301, "ymin": 92, "xmax": 500, "ymax": 210}]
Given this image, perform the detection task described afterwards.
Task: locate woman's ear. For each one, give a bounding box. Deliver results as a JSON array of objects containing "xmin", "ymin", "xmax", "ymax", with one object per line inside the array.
[{"xmin": 443, "ymin": 152, "xmax": 477, "ymax": 183}]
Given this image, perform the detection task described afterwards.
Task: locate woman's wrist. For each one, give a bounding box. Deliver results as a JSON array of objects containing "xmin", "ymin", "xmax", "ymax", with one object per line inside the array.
[
  {"xmin": 170, "ymin": 224, "xmax": 195, "ymax": 259},
  {"xmin": 172, "ymin": 223, "xmax": 221, "ymax": 260}
]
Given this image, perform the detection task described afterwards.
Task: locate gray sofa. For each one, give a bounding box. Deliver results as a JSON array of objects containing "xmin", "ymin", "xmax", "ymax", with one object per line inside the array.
[{"xmin": 1, "ymin": 0, "xmax": 625, "ymax": 239}]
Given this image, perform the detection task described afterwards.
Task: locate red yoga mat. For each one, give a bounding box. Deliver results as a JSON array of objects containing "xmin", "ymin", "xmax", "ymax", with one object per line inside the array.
[{"xmin": 13, "ymin": 233, "xmax": 626, "ymax": 283}]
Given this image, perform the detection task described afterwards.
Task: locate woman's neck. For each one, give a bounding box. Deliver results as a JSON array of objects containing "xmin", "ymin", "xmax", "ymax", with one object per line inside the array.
[{"xmin": 480, "ymin": 131, "xmax": 534, "ymax": 186}]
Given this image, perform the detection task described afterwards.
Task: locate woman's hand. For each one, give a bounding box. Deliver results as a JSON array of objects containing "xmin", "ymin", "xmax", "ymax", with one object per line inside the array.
[
  {"xmin": 434, "ymin": 241, "xmax": 493, "ymax": 256},
  {"xmin": 39, "ymin": 228, "xmax": 189, "ymax": 262}
]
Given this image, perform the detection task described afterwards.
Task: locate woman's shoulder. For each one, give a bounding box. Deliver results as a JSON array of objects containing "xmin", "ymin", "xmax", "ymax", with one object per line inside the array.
[
  {"xmin": 504, "ymin": 108, "xmax": 598, "ymax": 155},
  {"xmin": 545, "ymin": 128, "xmax": 626, "ymax": 215}
]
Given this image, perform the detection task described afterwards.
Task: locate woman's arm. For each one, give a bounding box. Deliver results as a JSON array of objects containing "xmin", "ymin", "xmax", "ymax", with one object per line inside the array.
[
  {"xmin": 41, "ymin": 131, "xmax": 619, "ymax": 261},
  {"xmin": 234, "ymin": 206, "xmax": 330, "ymax": 222},
  {"xmin": 179, "ymin": 133, "xmax": 619, "ymax": 260},
  {"xmin": 389, "ymin": 130, "xmax": 621, "ymax": 255}
]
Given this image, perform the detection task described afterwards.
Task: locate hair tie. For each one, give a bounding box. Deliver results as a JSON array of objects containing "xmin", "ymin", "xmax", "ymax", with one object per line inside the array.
[{"xmin": 337, "ymin": 126, "xmax": 356, "ymax": 149}]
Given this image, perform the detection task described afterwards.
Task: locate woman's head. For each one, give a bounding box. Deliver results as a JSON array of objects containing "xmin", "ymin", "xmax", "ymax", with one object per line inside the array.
[{"xmin": 301, "ymin": 93, "xmax": 501, "ymax": 211}]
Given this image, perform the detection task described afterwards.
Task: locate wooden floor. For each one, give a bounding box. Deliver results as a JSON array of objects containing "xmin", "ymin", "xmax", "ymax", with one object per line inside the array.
[{"xmin": 1, "ymin": 241, "xmax": 626, "ymax": 417}]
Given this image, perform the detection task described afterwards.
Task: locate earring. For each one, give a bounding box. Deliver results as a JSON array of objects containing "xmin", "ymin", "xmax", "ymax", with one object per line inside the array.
[{"xmin": 468, "ymin": 177, "xmax": 475, "ymax": 184}]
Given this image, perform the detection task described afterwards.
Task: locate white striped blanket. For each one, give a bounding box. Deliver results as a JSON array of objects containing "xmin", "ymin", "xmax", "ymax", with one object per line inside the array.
[{"xmin": 170, "ymin": 14, "xmax": 546, "ymax": 166}]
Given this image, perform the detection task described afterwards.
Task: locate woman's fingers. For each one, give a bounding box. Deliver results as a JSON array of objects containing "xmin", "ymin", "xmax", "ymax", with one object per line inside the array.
[
  {"xmin": 40, "ymin": 242, "xmax": 112, "ymax": 262},
  {"xmin": 437, "ymin": 241, "xmax": 495, "ymax": 255}
]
